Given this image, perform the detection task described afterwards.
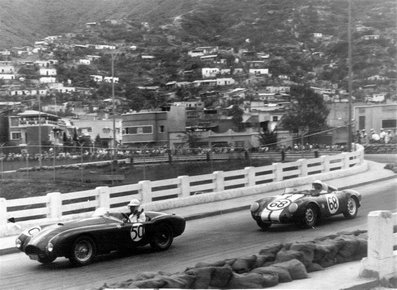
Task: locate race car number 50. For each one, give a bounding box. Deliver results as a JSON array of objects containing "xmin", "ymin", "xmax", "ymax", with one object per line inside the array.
[{"xmin": 130, "ymin": 223, "xmax": 145, "ymax": 242}]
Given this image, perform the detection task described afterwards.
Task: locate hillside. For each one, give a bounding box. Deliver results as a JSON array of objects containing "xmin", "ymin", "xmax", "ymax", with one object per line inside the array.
[{"xmin": 1, "ymin": 0, "xmax": 395, "ymax": 50}]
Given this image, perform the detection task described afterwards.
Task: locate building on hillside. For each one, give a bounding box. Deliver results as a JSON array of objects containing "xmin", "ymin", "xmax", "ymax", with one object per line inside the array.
[
  {"xmin": 121, "ymin": 106, "xmax": 186, "ymax": 148},
  {"xmin": 70, "ymin": 118, "xmax": 122, "ymax": 148},
  {"xmin": 354, "ymin": 103, "xmax": 397, "ymax": 134},
  {"xmin": 8, "ymin": 110, "xmax": 71, "ymax": 153}
]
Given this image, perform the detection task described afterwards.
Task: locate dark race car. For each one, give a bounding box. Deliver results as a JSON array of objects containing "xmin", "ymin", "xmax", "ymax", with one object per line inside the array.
[
  {"xmin": 250, "ymin": 184, "xmax": 361, "ymax": 230},
  {"xmin": 11, "ymin": 208, "xmax": 186, "ymax": 266}
]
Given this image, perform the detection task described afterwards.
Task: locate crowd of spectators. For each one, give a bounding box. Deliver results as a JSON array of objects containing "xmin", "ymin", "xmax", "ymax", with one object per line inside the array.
[
  {"xmin": 0, "ymin": 143, "xmax": 348, "ymax": 163},
  {"xmin": 355, "ymin": 128, "xmax": 394, "ymax": 145}
]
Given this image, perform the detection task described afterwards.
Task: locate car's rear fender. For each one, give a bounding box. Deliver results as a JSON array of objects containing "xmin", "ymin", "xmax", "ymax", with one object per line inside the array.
[{"xmin": 150, "ymin": 214, "xmax": 186, "ymax": 237}]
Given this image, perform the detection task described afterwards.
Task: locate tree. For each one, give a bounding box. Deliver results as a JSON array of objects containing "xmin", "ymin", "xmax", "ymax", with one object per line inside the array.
[
  {"xmin": 227, "ymin": 105, "xmax": 244, "ymax": 131},
  {"xmin": 281, "ymin": 85, "xmax": 329, "ymax": 139}
]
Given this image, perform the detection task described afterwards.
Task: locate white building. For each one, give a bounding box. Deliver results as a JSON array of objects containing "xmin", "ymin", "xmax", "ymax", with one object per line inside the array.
[
  {"xmin": 39, "ymin": 68, "xmax": 57, "ymax": 76},
  {"xmin": 202, "ymin": 67, "xmax": 220, "ymax": 78}
]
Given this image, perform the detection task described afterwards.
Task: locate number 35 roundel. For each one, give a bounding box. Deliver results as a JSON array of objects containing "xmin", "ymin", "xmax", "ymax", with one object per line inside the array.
[{"xmin": 130, "ymin": 223, "xmax": 145, "ymax": 242}]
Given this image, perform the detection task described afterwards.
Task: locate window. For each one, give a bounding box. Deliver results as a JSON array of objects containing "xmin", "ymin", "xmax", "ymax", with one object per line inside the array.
[
  {"xmin": 159, "ymin": 125, "xmax": 165, "ymax": 133},
  {"xmin": 125, "ymin": 126, "xmax": 152, "ymax": 135},
  {"xmin": 382, "ymin": 119, "xmax": 397, "ymax": 128},
  {"xmin": 11, "ymin": 132, "xmax": 21, "ymax": 140},
  {"xmin": 272, "ymin": 116, "xmax": 279, "ymax": 122}
]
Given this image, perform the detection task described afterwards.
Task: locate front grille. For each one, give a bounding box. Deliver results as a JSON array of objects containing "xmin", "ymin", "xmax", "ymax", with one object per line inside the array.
[{"xmin": 25, "ymin": 245, "xmax": 40, "ymax": 255}]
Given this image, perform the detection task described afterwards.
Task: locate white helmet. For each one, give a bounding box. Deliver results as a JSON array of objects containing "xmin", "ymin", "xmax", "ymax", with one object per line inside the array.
[{"xmin": 128, "ymin": 199, "xmax": 141, "ymax": 207}]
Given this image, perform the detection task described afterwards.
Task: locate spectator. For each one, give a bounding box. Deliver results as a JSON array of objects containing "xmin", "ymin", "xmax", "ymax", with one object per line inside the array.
[
  {"xmin": 281, "ymin": 147, "xmax": 285, "ymax": 162},
  {"xmin": 379, "ymin": 128, "xmax": 386, "ymax": 143},
  {"xmin": 361, "ymin": 129, "xmax": 368, "ymax": 144},
  {"xmin": 385, "ymin": 130, "xmax": 393, "ymax": 144},
  {"xmin": 370, "ymin": 129, "xmax": 380, "ymax": 143}
]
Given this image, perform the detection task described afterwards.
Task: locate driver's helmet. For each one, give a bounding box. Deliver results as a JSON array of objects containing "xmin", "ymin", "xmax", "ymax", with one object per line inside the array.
[
  {"xmin": 128, "ymin": 199, "xmax": 141, "ymax": 208},
  {"xmin": 312, "ymin": 180, "xmax": 328, "ymax": 193}
]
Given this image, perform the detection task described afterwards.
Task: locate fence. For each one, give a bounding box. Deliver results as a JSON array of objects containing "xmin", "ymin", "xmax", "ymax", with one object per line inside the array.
[
  {"xmin": 360, "ymin": 210, "xmax": 397, "ymax": 279},
  {"xmin": 0, "ymin": 144, "xmax": 364, "ymax": 236}
]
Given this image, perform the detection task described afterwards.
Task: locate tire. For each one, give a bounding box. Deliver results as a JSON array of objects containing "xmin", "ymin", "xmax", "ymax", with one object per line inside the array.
[
  {"xmin": 150, "ymin": 223, "xmax": 173, "ymax": 251},
  {"xmin": 69, "ymin": 236, "xmax": 96, "ymax": 266},
  {"xmin": 256, "ymin": 219, "xmax": 271, "ymax": 231},
  {"xmin": 38, "ymin": 256, "xmax": 56, "ymax": 264},
  {"xmin": 343, "ymin": 197, "xmax": 358, "ymax": 219},
  {"xmin": 300, "ymin": 205, "xmax": 319, "ymax": 228}
]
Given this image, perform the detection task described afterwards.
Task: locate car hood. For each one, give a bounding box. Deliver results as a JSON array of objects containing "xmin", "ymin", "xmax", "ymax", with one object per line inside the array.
[{"xmin": 27, "ymin": 216, "xmax": 111, "ymax": 246}]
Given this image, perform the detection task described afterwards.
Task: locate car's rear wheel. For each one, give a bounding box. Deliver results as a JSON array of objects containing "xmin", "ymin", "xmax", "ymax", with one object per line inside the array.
[
  {"xmin": 300, "ymin": 205, "xmax": 319, "ymax": 228},
  {"xmin": 150, "ymin": 223, "xmax": 173, "ymax": 251},
  {"xmin": 343, "ymin": 197, "xmax": 358, "ymax": 219},
  {"xmin": 69, "ymin": 236, "xmax": 96, "ymax": 266},
  {"xmin": 38, "ymin": 256, "xmax": 56, "ymax": 264},
  {"xmin": 256, "ymin": 219, "xmax": 271, "ymax": 231}
]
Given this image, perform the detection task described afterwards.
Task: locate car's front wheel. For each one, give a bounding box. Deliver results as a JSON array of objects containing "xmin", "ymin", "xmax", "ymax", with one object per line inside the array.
[
  {"xmin": 150, "ymin": 223, "xmax": 173, "ymax": 251},
  {"xmin": 256, "ymin": 219, "xmax": 271, "ymax": 231},
  {"xmin": 300, "ymin": 205, "xmax": 319, "ymax": 228},
  {"xmin": 343, "ymin": 197, "xmax": 358, "ymax": 219},
  {"xmin": 69, "ymin": 236, "xmax": 96, "ymax": 266}
]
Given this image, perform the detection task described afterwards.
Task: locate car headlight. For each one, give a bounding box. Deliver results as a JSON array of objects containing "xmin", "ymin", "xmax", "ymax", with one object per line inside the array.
[
  {"xmin": 288, "ymin": 203, "xmax": 298, "ymax": 213},
  {"xmin": 250, "ymin": 202, "xmax": 260, "ymax": 212},
  {"xmin": 16, "ymin": 238, "xmax": 22, "ymax": 249},
  {"xmin": 47, "ymin": 242, "xmax": 54, "ymax": 252}
]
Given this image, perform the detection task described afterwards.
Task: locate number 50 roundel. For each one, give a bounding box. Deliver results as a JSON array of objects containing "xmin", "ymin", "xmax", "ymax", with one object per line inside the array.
[{"xmin": 130, "ymin": 223, "xmax": 145, "ymax": 242}]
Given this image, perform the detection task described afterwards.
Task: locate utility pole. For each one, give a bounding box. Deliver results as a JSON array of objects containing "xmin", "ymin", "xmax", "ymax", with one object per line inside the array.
[
  {"xmin": 38, "ymin": 95, "xmax": 42, "ymax": 167},
  {"xmin": 347, "ymin": 0, "xmax": 353, "ymax": 152},
  {"xmin": 111, "ymin": 53, "xmax": 116, "ymax": 159}
]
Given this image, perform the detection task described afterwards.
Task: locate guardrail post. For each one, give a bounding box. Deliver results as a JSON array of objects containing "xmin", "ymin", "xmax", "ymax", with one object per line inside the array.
[
  {"xmin": 297, "ymin": 159, "xmax": 308, "ymax": 176},
  {"xmin": 139, "ymin": 180, "xmax": 152, "ymax": 204},
  {"xmin": 273, "ymin": 163, "xmax": 283, "ymax": 181},
  {"xmin": 320, "ymin": 155, "xmax": 330, "ymax": 172},
  {"xmin": 244, "ymin": 167, "xmax": 256, "ymax": 187},
  {"xmin": 96, "ymin": 187, "xmax": 110, "ymax": 209},
  {"xmin": 213, "ymin": 171, "xmax": 224, "ymax": 192},
  {"xmin": 360, "ymin": 210, "xmax": 394, "ymax": 279},
  {"xmin": 341, "ymin": 152, "xmax": 349, "ymax": 169},
  {"xmin": 0, "ymin": 198, "xmax": 7, "ymax": 228},
  {"xmin": 178, "ymin": 175, "xmax": 190, "ymax": 197},
  {"xmin": 47, "ymin": 192, "xmax": 62, "ymax": 220}
]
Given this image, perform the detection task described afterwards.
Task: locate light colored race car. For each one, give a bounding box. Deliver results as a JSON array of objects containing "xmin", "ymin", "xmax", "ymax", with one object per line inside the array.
[{"xmin": 250, "ymin": 181, "xmax": 362, "ymax": 230}]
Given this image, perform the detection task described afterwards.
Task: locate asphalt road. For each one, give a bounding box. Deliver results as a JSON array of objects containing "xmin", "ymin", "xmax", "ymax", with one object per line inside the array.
[{"xmin": 0, "ymin": 179, "xmax": 395, "ymax": 290}]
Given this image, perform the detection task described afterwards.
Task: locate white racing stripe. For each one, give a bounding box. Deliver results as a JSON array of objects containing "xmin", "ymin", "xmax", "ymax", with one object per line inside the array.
[{"xmin": 261, "ymin": 194, "xmax": 305, "ymax": 222}]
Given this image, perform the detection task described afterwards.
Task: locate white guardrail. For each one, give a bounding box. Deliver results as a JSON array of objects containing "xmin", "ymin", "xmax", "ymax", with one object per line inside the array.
[
  {"xmin": 0, "ymin": 144, "xmax": 364, "ymax": 236},
  {"xmin": 360, "ymin": 210, "xmax": 397, "ymax": 279}
]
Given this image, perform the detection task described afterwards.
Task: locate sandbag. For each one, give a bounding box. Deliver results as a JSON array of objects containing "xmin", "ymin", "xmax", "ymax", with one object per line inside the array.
[
  {"xmin": 231, "ymin": 255, "xmax": 257, "ymax": 273},
  {"xmin": 254, "ymin": 253, "xmax": 276, "ymax": 268},
  {"xmin": 161, "ymin": 274, "xmax": 195, "ymax": 288},
  {"xmin": 209, "ymin": 266, "xmax": 234, "ymax": 288},
  {"xmin": 259, "ymin": 243, "xmax": 283, "ymax": 256},
  {"xmin": 272, "ymin": 259, "xmax": 308, "ymax": 280},
  {"xmin": 184, "ymin": 267, "xmax": 213, "ymax": 289},
  {"xmin": 227, "ymin": 272, "xmax": 270, "ymax": 288},
  {"xmin": 195, "ymin": 260, "xmax": 226, "ymax": 268}
]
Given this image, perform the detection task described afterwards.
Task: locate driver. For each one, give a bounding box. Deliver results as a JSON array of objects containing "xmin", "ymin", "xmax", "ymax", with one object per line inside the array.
[
  {"xmin": 312, "ymin": 180, "xmax": 328, "ymax": 196},
  {"xmin": 127, "ymin": 199, "xmax": 146, "ymax": 223}
]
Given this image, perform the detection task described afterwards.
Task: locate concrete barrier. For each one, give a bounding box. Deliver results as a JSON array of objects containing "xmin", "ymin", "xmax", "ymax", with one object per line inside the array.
[{"xmin": 360, "ymin": 210, "xmax": 397, "ymax": 279}]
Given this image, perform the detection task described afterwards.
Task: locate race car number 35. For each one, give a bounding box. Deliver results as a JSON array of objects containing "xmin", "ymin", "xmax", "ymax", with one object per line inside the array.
[
  {"xmin": 130, "ymin": 223, "xmax": 145, "ymax": 242},
  {"xmin": 267, "ymin": 199, "xmax": 291, "ymax": 210}
]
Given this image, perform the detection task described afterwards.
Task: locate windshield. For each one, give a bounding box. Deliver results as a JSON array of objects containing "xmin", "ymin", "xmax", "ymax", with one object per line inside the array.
[{"xmin": 92, "ymin": 207, "xmax": 110, "ymax": 217}]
